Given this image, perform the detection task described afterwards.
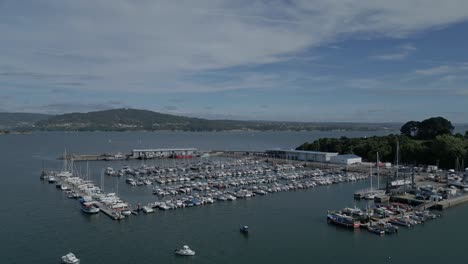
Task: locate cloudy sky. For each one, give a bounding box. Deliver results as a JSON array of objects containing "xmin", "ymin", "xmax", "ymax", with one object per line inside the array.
[{"xmin": 1, "ymin": 0, "xmax": 468, "ymax": 122}]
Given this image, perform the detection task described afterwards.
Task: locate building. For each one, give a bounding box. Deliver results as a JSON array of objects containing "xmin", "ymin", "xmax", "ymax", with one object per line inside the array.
[
  {"xmin": 265, "ymin": 150, "xmax": 338, "ymax": 162},
  {"xmin": 330, "ymin": 154, "xmax": 362, "ymax": 165},
  {"xmin": 131, "ymin": 148, "xmax": 197, "ymax": 159}
]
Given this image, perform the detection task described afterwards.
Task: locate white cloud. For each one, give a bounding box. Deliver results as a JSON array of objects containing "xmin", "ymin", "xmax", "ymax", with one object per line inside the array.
[
  {"xmin": 415, "ymin": 65, "xmax": 453, "ymax": 75},
  {"xmin": 370, "ymin": 43, "xmax": 416, "ymax": 60},
  {"xmin": 414, "ymin": 64, "xmax": 468, "ymax": 76},
  {"xmin": 1, "ymin": 0, "xmax": 468, "ymax": 94}
]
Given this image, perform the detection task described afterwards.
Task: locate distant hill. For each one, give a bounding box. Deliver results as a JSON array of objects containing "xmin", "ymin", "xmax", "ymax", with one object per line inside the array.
[
  {"xmin": 34, "ymin": 108, "xmax": 399, "ymax": 131},
  {"xmin": 0, "ymin": 112, "xmax": 51, "ymax": 129}
]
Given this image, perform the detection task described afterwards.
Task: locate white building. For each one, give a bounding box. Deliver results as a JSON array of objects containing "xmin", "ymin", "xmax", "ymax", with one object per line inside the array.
[
  {"xmin": 330, "ymin": 154, "xmax": 362, "ymax": 165},
  {"xmin": 265, "ymin": 150, "xmax": 338, "ymax": 162}
]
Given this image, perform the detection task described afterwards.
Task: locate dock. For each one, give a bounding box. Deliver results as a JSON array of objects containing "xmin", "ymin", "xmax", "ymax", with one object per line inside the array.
[
  {"xmin": 434, "ymin": 194, "xmax": 468, "ymax": 210},
  {"xmin": 48, "ymin": 175, "xmax": 130, "ymax": 221}
]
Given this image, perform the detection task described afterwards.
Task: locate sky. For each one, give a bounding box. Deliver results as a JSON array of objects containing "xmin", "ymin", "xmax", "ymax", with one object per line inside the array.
[{"xmin": 1, "ymin": 0, "xmax": 468, "ymax": 122}]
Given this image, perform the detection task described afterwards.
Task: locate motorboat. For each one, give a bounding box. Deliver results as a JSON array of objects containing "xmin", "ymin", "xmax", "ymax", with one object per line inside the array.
[
  {"xmin": 327, "ymin": 212, "xmax": 360, "ymax": 228},
  {"xmin": 81, "ymin": 203, "xmax": 100, "ymax": 214},
  {"xmin": 142, "ymin": 206, "xmax": 154, "ymax": 213},
  {"xmin": 240, "ymin": 225, "xmax": 249, "ymax": 234},
  {"xmin": 174, "ymin": 245, "xmax": 196, "ymax": 256},
  {"xmin": 367, "ymin": 225, "xmax": 385, "ymax": 235},
  {"xmin": 377, "ymin": 222, "xmax": 399, "ymax": 234},
  {"xmin": 61, "ymin": 252, "xmax": 80, "ymax": 264},
  {"xmin": 121, "ymin": 210, "xmax": 132, "ymax": 216}
]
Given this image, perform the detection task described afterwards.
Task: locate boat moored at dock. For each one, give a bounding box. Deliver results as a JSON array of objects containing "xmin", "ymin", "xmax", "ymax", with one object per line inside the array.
[
  {"xmin": 327, "ymin": 212, "xmax": 360, "ymax": 228},
  {"xmin": 81, "ymin": 202, "xmax": 100, "ymax": 214}
]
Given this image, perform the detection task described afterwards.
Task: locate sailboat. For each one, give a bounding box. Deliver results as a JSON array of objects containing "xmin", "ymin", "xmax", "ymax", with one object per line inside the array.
[
  {"xmin": 390, "ymin": 141, "xmax": 411, "ymax": 188},
  {"xmin": 364, "ymin": 165, "xmax": 376, "ymax": 200},
  {"xmin": 57, "ymin": 149, "xmax": 73, "ymax": 178},
  {"xmin": 364, "ymin": 153, "xmax": 385, "ymax": 200}
]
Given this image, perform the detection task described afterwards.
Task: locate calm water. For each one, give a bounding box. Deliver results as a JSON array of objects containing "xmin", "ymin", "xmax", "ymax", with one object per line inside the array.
[{"xmin": 1, "ymin": 131, "xmax": 466, "ymax": 264}]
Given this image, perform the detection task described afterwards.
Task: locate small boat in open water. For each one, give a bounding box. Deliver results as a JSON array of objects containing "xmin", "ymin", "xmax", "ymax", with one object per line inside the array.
[
  {"xmin": 240, "ymin": 225, "xmax": 249, "ymax": 234},
  {"xmin": 62, "ymin": 252, "xmax": 80, "ymax": 264},
  {"xmin": 174, "ymin": 245, "xmax": 195, "ymax": 256}
]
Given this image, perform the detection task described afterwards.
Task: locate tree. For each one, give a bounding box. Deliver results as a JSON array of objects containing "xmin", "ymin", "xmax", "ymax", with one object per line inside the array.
[
  {"xmin": 465, "ymin": 130, "xmax": 468, "ymax": 139},
  {"xmin": 400, "ymin": 121, "xmax": 420, "ymax": 138},
  {"xmin": 430, "ymin": 135, "xmax": 467, "ymax": 169},
  {"xmin": 417, "ymin": 117, "xmax": 454, "ymax": 140}
]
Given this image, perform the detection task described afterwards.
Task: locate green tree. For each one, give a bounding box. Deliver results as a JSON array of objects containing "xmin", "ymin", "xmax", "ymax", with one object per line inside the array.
[
  {"xmin": 400, "ymin": 121, "xmax": 420, "ymax": 138},
  {"xmin": 430, "ymin": 135, "xmax": 467, "ymax": 169},
  {"xmin": 417, "ymin": 117, "xmax": 454, "ymax": 140},
  {"xmin": 465, "ymin": 130, "xmax": 468, "ymax": 139}
]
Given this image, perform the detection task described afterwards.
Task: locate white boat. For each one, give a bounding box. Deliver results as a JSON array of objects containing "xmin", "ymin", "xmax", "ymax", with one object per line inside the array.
[
  {"xmin": 121, "ymin": 210, "xmax": 132, "ymax": 216},
  {"xmin": 174, "ymin": 245, "xmax": 196, "ymax": 256},
  {"xmin": 142, "ymin": 206, "xmax": 154, "ymax": 213},
  {"xmin": 81, "ymin": 203, "xmax": 100, "ymax": 214},
  {"xmin": 61, "ymin": 252, "xmax": 80, "ymax": 264}
]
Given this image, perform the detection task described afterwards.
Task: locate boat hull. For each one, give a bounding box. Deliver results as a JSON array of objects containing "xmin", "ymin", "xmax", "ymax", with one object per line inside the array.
[{"xmin": 327, "ymin": 214, "xmax": 360, "ymax": 228}]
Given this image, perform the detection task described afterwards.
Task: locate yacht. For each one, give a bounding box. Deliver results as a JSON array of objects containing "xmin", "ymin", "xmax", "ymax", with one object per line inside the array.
[
  {"xmin": 81, "ymin": 203, "xmax": 100, "ymax": 214},
  {"xmin": 174, "ymin": 245, "xmax": 196, "ymax": 256},
  {"xmin": 142, "ymin": 206, "xmax": 154, "ymax": 213},
  {"xmin": 48, "ymin": 176, "xmax": 57, "ymax": 184},
  {"xmin": 61, "ymin": 252, "xmax": 80, "ymax": 264},
  {"xmin": 121, "ymin": 210, "xmax": 132, "ymax": 216}
]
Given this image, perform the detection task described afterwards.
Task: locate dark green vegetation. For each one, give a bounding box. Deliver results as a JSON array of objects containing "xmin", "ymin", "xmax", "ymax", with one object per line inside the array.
[
  {"xmin": 0, "ymin": 113, "xmax": 50, "ymax": 129},
  {"xmin": 400, "ymin": 117, "xmax": 454, "ymax": 140},
  {"xmin": 297, "ymin": 117, "xmax": 468, "ymax": 169},
  {"xmin": 27, "ymin": 108, "xmax": 397, "ymax": 132}
]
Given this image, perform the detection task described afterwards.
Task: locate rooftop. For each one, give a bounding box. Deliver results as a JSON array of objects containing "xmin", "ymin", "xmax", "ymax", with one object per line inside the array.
[
  {"xmin": 266, "ymin": 149, "xmax": 338, "ymax": 155},
  {"xmin": 334, "ymin": 154, "xmax": 361, "ymax": 159}
]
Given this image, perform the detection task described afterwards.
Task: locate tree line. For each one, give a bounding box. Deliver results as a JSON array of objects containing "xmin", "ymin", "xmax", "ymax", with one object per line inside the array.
[{"xmin": 297, "ymin": 117, "xmax": 468, "ymax": 169}]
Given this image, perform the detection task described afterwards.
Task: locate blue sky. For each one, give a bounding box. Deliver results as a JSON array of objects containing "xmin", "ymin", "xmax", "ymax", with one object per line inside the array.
[{"xmin": 1, "ymin": 0, "xmax": 468, "ymax": 122}]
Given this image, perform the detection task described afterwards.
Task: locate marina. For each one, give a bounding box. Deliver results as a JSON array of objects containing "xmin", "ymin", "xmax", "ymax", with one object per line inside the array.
[
  {"xmin": 42, "ymin": 153, "xmax": 373, "ymax": 220},
  {"xmin": 43, "ymin": 146, "xmax": 468, "ymax": 229},
  {"xmin": 3, "ymin": 130, "xmax": 468, "ymax": 264}
]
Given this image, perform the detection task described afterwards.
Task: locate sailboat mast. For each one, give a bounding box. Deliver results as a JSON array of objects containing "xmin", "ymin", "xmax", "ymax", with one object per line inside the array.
[
  {"xmin": 86, "ymin": 161, "xmax": 89, "ymax": 181},
  {"xmin": 370, "ymin": 164, "xmax": 373, "ymax": 191},
  {"xmin": 377, "ymin": 152, "xmax": 380, "ymax": 190},
  {"xmin": 101, "ymin": 169, "xmax": 104, "ymax": 192},
  {"xmin": 63, "ymin": 148, "xmax": 68, "ymax": 172},
  {"xmin": 396, "ymin": 140, "xmax": 399, "ymax": 181}
]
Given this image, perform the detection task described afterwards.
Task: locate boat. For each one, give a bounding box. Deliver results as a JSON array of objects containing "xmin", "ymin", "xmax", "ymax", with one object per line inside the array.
[
  {"xmin": 40, "ymin": 170, "xmax": 50, "ymax": 180},
  {"xmin": 48, "ymin": 176, "xmax": 57, "ymax": 183},
  {"xmin": 240, "ymin": 225, "xmax": 249, "ymax": 234},
  {"xmin": 121, "ymin": 210, "xmax": 132, "ymax": 216},
  {"xmin": 377, "ymin": 222, "xmax": 398, "ymax": 234},
  {"xmin": 327, "ymin": 212, "xmax": 360, "ymax": 228},
  {"xmin": 142, "ymin": 206, "xmax": 154, "ymax": 213},
  {"xmin": 388, "ymin": 217, "xmax": 412, "ymax": 227},
  {"xmin": 367, "ymin": 225, "xmax": 385, "ymax": 235},
  {"xmin": 81, "ymin": 203, "xmax": 100, "ymax": 214},
  {"xmin": 61, "ymin": 252, "xmax": 80, "ymax": 264},
  {"xmin": 174, "ymin": 245, "xmax": 196, "ymax": 256}
]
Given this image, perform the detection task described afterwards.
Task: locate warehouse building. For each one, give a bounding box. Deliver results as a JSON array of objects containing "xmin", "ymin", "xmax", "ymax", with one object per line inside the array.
[
  {"xmin": 330, "ymin": 154, "xmax": 362, "ymax": 165},
  {"xmin": 265, "ymin": 150, "xmax": 338, "ymax": 162}
]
